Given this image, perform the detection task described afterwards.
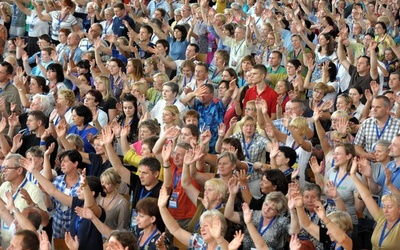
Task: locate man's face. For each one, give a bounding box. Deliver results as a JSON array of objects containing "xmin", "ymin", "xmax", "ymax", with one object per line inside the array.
[
  {"xmin": 139, "ymin": 165, "xmax": 158, "ymax": 187},
  {"xmin": 172, "ymin": 146, "xmax": 186, "ymax": 167},
  {"xmin": 194, "ymin": 65, "xmax": 207, "ymax": 81},
  {"xmin": 389, "ymin": 136, "xmax": 400, "ymax": 158},
  {"xmin": 181, "ymin": 6, "xmax": 191, "ymax": 18},
  {"xmin": 139, "ymin": 28, "xmax": 151, "ymax": 41},
  {"xmin": 370, "ymin": 98, "xmax": 389, "ymax": 119},
  {"xmin": 0, "ymin": 65, "xmax": 9, "ymax": 83},
  {"xmin": 89, "ymin": 25, "xmax": 102, "ymax": 39},
  {"xmin": 114, "ymin": 7, "xmax": 123, "ymax": 18},
  {"xmin": 356, "ymin": 57, "xmax": 370, "ymax": 74},
  {"xmin": 185, "ymin": 45, "xmax": 197, "ymax": 60},
  {"xmin": 26, "ymin": 115, "xmax": 40, "ymax": 132},
  {"xmin": 268, "ymin": 53, "xmax": 281, "ymax": 68},
  {"xmin": 2, "ymin": 159, "xmax": 19, "ymax": 183},
  {"xmin": 388, "ymin": 74, "xmax": 400, "ymax": 90},
  {"xmin": 234, "ymin": 28, "xmax": 245, "ymax": 41},
  {"xmin": 250, "ymin": 68, "xmax": 264, "ymax": 84},
  {"xmin": 67, "ymin": 34, "xmax": 79, "ymax": 46}
]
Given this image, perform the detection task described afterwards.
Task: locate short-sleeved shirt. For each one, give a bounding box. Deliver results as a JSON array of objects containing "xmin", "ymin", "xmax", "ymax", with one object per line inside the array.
[
  {"xmin": 348, "ymin": 64, "xmax": 376, "ymax": 102},
  {"xmin": 50, "ymin": 11, "xmax": 78, "ymax": 41},
  {"xmin": 129, "ymin": 173, "xmax": 162, "ymax": 208},
  {"xmin": 223, "ymin": 37, "xmax": 251, "ymax": 70},
  {"xmin": 243, "ymin": 84, "xmax": 278, "ymax": 117},
  {"xmin": 371, "ymin": 210, "xmax": 400, "ymax": 250},
  {"xmin": 231, "ymin": 131, "xmax": 269, "ymax": 163},
  {"xmin": 88, "ymin": 153, "xmax": 111, "ymax": 177},
  {"xmin": 377, "ymin": 161, "xmax": 400, "ymax": 196},
  {"xmin": 112, "ymin": 15, "xmax": 135, "ymax": 39},
  {"xmin": 354, "ymin": 116, "xmax": 400, "ymax": 153},
  {"xmin": 167, "ymin": 36, "xmax": 189, "ymax": 60}
]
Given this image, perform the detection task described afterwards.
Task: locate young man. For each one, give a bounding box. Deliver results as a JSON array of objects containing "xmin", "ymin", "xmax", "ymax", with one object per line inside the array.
[{"xmin": 112, "ymin": 3, "xmax": 135, "ymax": 39}]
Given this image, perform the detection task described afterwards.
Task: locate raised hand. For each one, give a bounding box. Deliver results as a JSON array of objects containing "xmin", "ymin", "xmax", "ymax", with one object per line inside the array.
[
  {"xmin": 218, "ymin": 123, "xmax": 226, "ymax": 138},
  {"xmin": 75, "ymin": 206, "xmax": 95, "ymax": 220},
  {"xmin": 20, "ymin": 157, "xmax": 35, "ymax": 173},
  {"xmin": 229, "ymin": 117, "xmax": 237, "ymax": 129},
  {"xmin": 155, "ymin": 232, "xmax": 167, "ymax": 250},
  {"xmin": 5, "ymin": 191, "xmax": 15, "ymax": 211},
  {"xmin": 120, "ymin": 125, "xmax": 131, "ymax": 138},
  {"xmin": 158, "ymin": 186, "xmax": 170, "ymax": 208},
  {"xmin": 39, "ymin": 231, "xmax": 51, "ymax": 250},
  {"xmin": 336, "ymin": 117, "xmax": 348, "ymax": 135},
  {"xmin": 383, "ymin": 166, "xmax": 393, "ymax": 188},
  {"xmin": 208, "ymin": 214, "xmax": 223, "ymax": 240},
  {"xmin": 370, "ymin": 81, "xmax": 379, "ymax": 97},
  {"xmin": 325, "ymin": 180, "xmax": 339, "ymax": 200},
  {"xmin": 237, "ymin": 169, "xmax": 250, "ymax": 187},
  {"xmin": 102, "ymin": 125, "xmax": 115, "ymax": 145},
  {"xmin": 12, "ymin": 134, "xmax": 24, "ymax": 152},
  {"xmin": 228, "ymin": 230, "xmax": 244, "ymax": 250},
  {"xmin": 64, "ymin": 232, "xmax": 79, "ymax": 250},
  {"xmin": 313, "ymin": 200, "xmax": 327, "ymax": 221},
  {"xmin": 161, "ymin": 140, "xmax": 173, "ymax": 163},
  {"xmin": 55, "ymin": 119, "xmax": 67, "ymax": 137},
  {"xmin": 264, "ymin": 123, "xmax": 275, "ymax": 139},
  {"xmin": 269, "ymin": 141, "xmax": 280, "ymax": 158},
  {"xmin": 357, "ymin": 157, "xmax": 372, "ymax": 178},
  {"xmin": 309, "ymin": 156, "xmax": 323, "ymax": 174},
  {"xmin": 163, "ymin": 126, "xmax": 180, "ymax": 140},
  {"xmin": 289, "ymin": 235, "xmax": 302, "ymax": 250},
  {"xmin": 0, "ymin": 117, "xmax": 7, "ymax": 133},
  {"xmin": 242, "ymin": 203, "xmax": 252, "ymax": 224},
  {"xmin": 227, "ymin": 176, "xmax": 239, "ymax": 195},
  {"xmin": 20, "ymin": 188, "xmax": 34, "ymax": 206}
]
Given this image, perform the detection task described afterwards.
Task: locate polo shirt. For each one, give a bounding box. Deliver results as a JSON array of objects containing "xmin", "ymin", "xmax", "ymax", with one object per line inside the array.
[{"xmin": 243, "ymin": 84, "xmax": 278, "ymax": 116}]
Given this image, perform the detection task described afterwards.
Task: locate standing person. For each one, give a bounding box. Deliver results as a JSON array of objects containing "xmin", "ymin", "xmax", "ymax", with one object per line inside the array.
[
  {"xmin": 32, "ymin": 0, "xmax": 81, "ymax": 45},
  {"xmin": 0, "ymin": 61, "xmax": 21, "ymax": 119},
  {"xmin": 211, "ymin": 22, "xmax": 251, "ymax": 71},
  {"xmin": 112, "ymin": 3, "xmax": 135, "ymax": 39},
  {"xmin": 243, "ymin": 64, "xmax": 279, "ymax": 120},
  {"xmin": 94, "ymin": 75, "xmax": 118, "ymax": 122}
]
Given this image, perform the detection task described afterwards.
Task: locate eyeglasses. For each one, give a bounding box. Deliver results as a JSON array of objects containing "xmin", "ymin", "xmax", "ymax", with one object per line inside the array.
[
  {"xmin": 245, "ymin": 108, "xmax": 256, "ymax": 111},
  {"xmin": 2, "ymin": 166, "xmax": 20, "ymax": 170}
]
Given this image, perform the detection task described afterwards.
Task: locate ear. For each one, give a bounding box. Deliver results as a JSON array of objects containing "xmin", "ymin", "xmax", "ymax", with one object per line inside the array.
[
  {"xmin": 272, "ymin": 185, "xmax": 277, "ymax": 191},
  {"xmin": 285, "ymin": 157, "xmax": 290, "ymax": 165},
  {"xmin": 150, "ymin": 215, "xmax": 156, "ymax": 224},
  {"xmin": 153, "ymin": 171, "xmax": 160, "ymax": 179}
]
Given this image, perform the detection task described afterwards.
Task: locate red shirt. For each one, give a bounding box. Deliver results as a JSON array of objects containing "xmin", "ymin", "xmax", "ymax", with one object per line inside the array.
[
  {"xmin": 168, "ymin": 162, "xmax": 201, "ymax": 220},
  {"xmin": 243, "ymin": 84, "xmax": 279, "ymax": 116}
]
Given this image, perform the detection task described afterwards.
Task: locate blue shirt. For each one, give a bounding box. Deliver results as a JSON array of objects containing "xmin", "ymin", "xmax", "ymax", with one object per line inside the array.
[
  {"xmin": 112, "ymin": 15, "xmax": 135, "ymax": 39},
  {"xmin": 377, "ymin": 161, "xmax": 400, "ymax": 195},
  {"xmin": 68, "ymin": 125, "xmax": 98, "ymax": 153},
  {"xmin": 189, "ymin": 99, "xmax": 226, "ymax": 153},
  {"xmin": 167, "ymin": 36, "xmax": 188, "ymax": 60}
]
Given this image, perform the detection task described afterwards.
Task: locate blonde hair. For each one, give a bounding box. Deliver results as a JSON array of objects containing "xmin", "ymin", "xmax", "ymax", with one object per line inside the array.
[
  {"xmin": 327, "ymin": 211, "xmax": 353, "ymax": 234},
  {"xmin": 290, "ymin": 117, "xmax": 309, "ymax": 136},
  {"xmin": 153, "ymin": 72, "xmax": 170, "ymax": 84},
  {"xmin": 58, "ymin": 89, "xmax": 75, "ymax": 106},
  {"xmin": 163, "ymin": 104, "xmax": 180, "ymax": 124},
  {"xmin": 95, "ymin": 75, "xmax": 112, "ymax": 101},
  {"xmin": 205, "ymin": 178, "xmax": 227, "ymax": 199},
  {"xmin": 381, "ymin": 193, "xmax": 400, "ymax": 207},
  {"xmin": 100, "ymin": 168, "xmax": 122, "ymax": 189},
  {"xmin": 264, "ymin": 191, "xmax": 288, "ymax": 214}
]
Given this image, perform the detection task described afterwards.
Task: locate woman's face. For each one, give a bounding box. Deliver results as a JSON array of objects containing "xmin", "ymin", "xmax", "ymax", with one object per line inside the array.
[
  {"xmin": 349, "ymin": 88, "xmax": 362, "ymax": 104},
  {"xmin": 312, "ymin": 89, "xmax": 324, "ymax": 102},
  {"xmin": 336, "ymin": 97, "xmax": 350, "ymax": 112},
  {"xmin": 173, "ymin": 29, "xmax": 182, "ymax": 40},
  {"xmin": 333, "ymin": 146, "xmax": 350, "ymax": 167},
  {"xmin": 162, "ymin": 86, "xmax": 175, "ymax": 101},
  {"xmin": 286, "ymin": 63, "xmax": 297, "ymax": 75},
  {"xmin": 218, "ymin": 82, "xmax": 228, "ymax": 98},
  {"xmin": 199, "ymin": 217, "xmax": 214, "ymax": 242},
  {"xmin": 71, "ymin": 110, "xmax": 84, "ymax": 126},
  {"xmin": 56, "ymin": 94, "xmax": 69, "ymax": 107},
  {"xmin": 375, "ymin": 24, "xmax": 385, "ymax": 35},
  {"xmin": 291, "ymin": 36, "xmax": 301, "ymax": 49},
  {"xmin": 274, "ymin": 151, "xmax": 288, "ymax": 167},
  {"xmin": 153, "ymin": 76, "xmax": 163, "ymax": 90},
  {"xmin": 104, "ymin": 10, "xmax": 113, "ymax": 21},
  {"xmin": 139, "ymin": 126, "xmax": 153, "ymax": 140},
  {"xmin": 100, "ymin": 178, "xmax": 115, "ymax": 195},
  {"xmin": 303, "ymin": 190, "xmax": 319, "ymax": 212},
  {"xmin": 123, "ymin": 101, "xmax": 135, "ymax": 118},
  {"xmin": 275, "ymin": 81, "xmax": 287, "ymax": 95},
  {"xmin": 78, "ymin": 75, "xmax": 89, "ymax": 86},
  {"xmin": 26, "ymin": 152, "xmax": 43, "ymax": 171},
  {"xmin": 126, "ymin": 60, "xmax": 134, "ymax": 74},
  {"xmin": 60, "ymin": 155, "xmax": 76, "ymax": 175},
  {"xmin": 29, "ymin": 79, "xmax": 41, "ymax": 94},
  {"xmin": 374, "ymin": 145, "xmax": 389, "ymax": 163},
  {"xmin": 262, "ymin": 201, "xmax": 278, "ymax": 219},
  {"xmin": 214, "ymin": 53, "xmax": 225, "ymax": 68},
  {"xmin": 241, "ymin": 121, "xmax": 256, "ymax": 138},
  {"xmin": 162, "ymin": 110, "xmax": 175, "ymax": 124},
  {"xmin": 46, "ymin": 69, "xmax": 57, "ymax": 81},
  {"xmin": 222, "ymin": 27, "xmax": 231, "ymax": 36},
  {"xmin": 267, "ymin": 34, "xmax": 275, "ymax": 46},
  {"xmin": 180, "ymin": 127, "xmax": 194, "ymax": 143},
  {"xmin": 217, "ymin": 156, "xmax": 235, "ymax": 177},
  {"xmin": 260, "ymin": 175, "xmax": 276, "ymax": 194},
  {"xmin": 136, "ymin": 212, "xmax": 154, "ymax": 229},
  {"xmin": 241, "ymin": 60, "xmax": 253, "ymax": 72},
  {"xmin": 382, "ymin": 199, "xmax": 400, "ymax": 222},
  {"xmin": 144, "ymin": 62, "xmax": 153, "ymax": 74},
  {"xmin": 318, "ymin": 35, "xmax": 328, "ymax": 46},
  {"xmin": 181, "ymin": 66, "xmax": 193, "ymax": 78},
  {"xmin": 204, "ymin": 185, "xmax": 221, "ymax": 202},
  {"xmin": 244, "ymin": 104, "xmax": 256, "ymax": 117},
  {"xmin": 141, "ymin": 143, "xmax": 154, "ymax": 158},
  {"xmin": 95, "ymin": 80, "xmax": 106, "ymax": 92},
  {"xmin": 84, "ymin": 94, "xmax": 98, "ymax": 108},
  {"xmin": 222, "ymin": 71, "xmax": 233, "ymax": 81},
  {"xmin": 108, "ymin": 62, "xmax": 121, "ymax": 75}
]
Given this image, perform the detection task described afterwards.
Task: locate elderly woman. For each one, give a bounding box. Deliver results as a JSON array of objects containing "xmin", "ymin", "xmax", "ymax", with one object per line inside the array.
[
  {"xmin": 208, "ymin": 50, "xmax": 230, "ymax": 86},
  {"xmin": 158, "ymin": 186, "xmax": 229, "ymax": 249},
  {"xmin": 294, "ymin": 190, "xmax": 353, "ymax": 250},
  {"xmin": 350, "ymin": 157, "xmax": 400, "ymax": 249},
  {"xmin": 225, "ymin": 188, "xmax": 289, "ymax": 250}
]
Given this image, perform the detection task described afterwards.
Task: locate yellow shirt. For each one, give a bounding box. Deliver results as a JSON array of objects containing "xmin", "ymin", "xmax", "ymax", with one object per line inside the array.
[{"xmin": 371, "ymin": 210, "xmax": 400, "ymax": 250}]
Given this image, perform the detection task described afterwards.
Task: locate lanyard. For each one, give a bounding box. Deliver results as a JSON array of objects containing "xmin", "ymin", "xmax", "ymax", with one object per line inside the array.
[
  {"xmin": 194, "ymin": 203, "xmax": 223, "ymax": 231},
  {"xmin": 305, "ymin": 209, "xmax": 316, "ymax": 221},
  {"xmin": 234, "ymin": 39, "xmax": 246, "ymax": 56},
  {"xmin": 57, "ymin": 43, "xmax": 67, "ymax": 55},
  {"xmin": 269, "ymin": 65, "xmax": 283, "ymax": 74},
  {"xmin": 183, "ymin": 75, "xmax": 193, "ymax": 88},
  {"xmin": 283, "ymin": 168, "xmax": 293, "ymax": 177},
  {"xmin": 54, "ymin": 107, "xmax": 71, "ymax": 125},
  {"xmin": 379, "ymin": 219, "xmax": 400, "ymax": 247},
  {"xmin": 242, "ymin": 133, "xmax": 255, "ymax": 161},
  {"xmin": 138, "ymin": 228, "xmax": 159, "ymax": 248},
  {"xmin": 173, "ymin": 168, "xmax": 181, "ymax": 190},
  {"xmin": 375, "ymin": 116, "xmax": 391, "ymax": 140},
  {"xmin": 282, "ymin": 94, "xmax": 289, "ymax": 104},
  {"xmin": 12, "ymin": 178, "xmax": 28, "ymax": 200},
  {"xmin": 105, "ymin": 20, "xmax": 113, "ymax": 34},
  {"xmin": 58, "ymin": 12, "xmax": 68, "ymax": 26},
  {"xmin": 257, "ymin": 216, "xmax": 276, "ymax": 236},
  {"xmin": 75, "ymin": 217, "xmax": 83, "ymax": 232},
  {"xmin": 211, "ymin": 68, "xmax": 221, "ymax": 80},
  {"xmin": 255, "ymin": 17, "xmax": 262, "ymax": 25},
  {"xmin": 293, "ymin": 49, "xmax": 302, "ymax": 59},
  {"xmin": 86, "ymin": 42, "xmax": 94, "ymax": 51},
  {"xmin": 139, "ymin": 188, "xmax": 152, "ymax": 200},
  {"xmin": 334, "ymin": 172, "xmax": 348, "ymax": 189}
]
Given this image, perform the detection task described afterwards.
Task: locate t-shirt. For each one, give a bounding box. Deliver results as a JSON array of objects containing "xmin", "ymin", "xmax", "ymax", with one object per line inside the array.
[
  {"xmin": 70, "ymin": 197, "xmax": 105, "ymax": 250},
  {"xmin": 243, "ymin": 84, "xmax": 278, "ymax": 117},
  {"xmin": 129, "ymin": 173, "xmax": 162, "ymax": 209},
  {"xmin": 371, "ymin": 210, "xmax": 400, "ymax": 250},
  {"xmin": 348, "ymin": 64, "xmax": 376, "ymax": 103},
  {"xmin": 88, "ymin": 153, "xmax": 111, "ymax": 177}
]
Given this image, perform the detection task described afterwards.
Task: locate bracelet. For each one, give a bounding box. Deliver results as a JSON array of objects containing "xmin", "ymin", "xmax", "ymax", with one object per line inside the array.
[
  {"xmin": 241, "ymin": 185, "xmax": 248, "ymax": 190},
  {"xmin": 40, "ymin": 141, "xmax": 46, "ymax": 146},
  {"xmin": 163, "ymin": 165, "xmax": 171, "ymax": 169}
]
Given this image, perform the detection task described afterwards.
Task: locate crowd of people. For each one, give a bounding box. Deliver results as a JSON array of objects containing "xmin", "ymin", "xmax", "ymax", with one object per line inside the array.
[{"xmin": 0, "ymin": 0, "xmax": 399, "ymax": 249}]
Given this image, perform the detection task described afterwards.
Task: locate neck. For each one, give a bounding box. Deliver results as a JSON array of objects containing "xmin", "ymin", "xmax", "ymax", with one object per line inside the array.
[
  {"xmin": 338, "ymin": 165, "xmax": 348, "ymax": 172},
  {"xmin": 166, "ymin": 98, "xmax": 176, "ymax": 104},
  {"xmin": 106, "ymin": 189, "xmax": 118, "ymax": 198},
  {"xmin": 377, "ymin": 114, "xmax": 390, "ymax": 125},
  {"xmin": 77, "ymin": 123, "xmax": 87, "ymax": 130},
  {"xmin": 0, "ymin": 80, "xmax": 9, "ymax": 87},
  {"xmin": 279, "ymin": 165, "xmax": 290, "ymax": 172},
  {"xmin": 394, "ymin": 157, "xmax": 400, "ymax": 167},
  {"xmin": 206, "ymin": 240, "xmax": 218, "ymax": 249},
  {"xmin": 66, "ymin": 171, "xmax": 79, "ymax": 180},
  {"xmin": 143, "ymin": 224, "xmax": 157, "ymax": 235},
  {"xmin": 257, "ymin": 82, "xmax": 266, "ymax": 90},
  {"xmin": 145, "ymin": 180, "xmax": 158, "ymax": 191},
  {"xmin": 10, "ymin": 178, "xmax": 24, "ymax": 191},
  {"xmin": 381, "ymin": 158, "xmax": 391, "ymax": 166},
  {"xmin": 272, "ymin": 65, "xmax": 280, "ymax": 71},
  {"xmin": 34, "ymin": 127, "xmax": 46, "ymax": 137}
]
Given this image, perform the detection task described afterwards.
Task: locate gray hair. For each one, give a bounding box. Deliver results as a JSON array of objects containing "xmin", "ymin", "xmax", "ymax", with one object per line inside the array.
[
  {"xmin": 32, "ymin": 94, "xmax": 51, "ymax": 116},
  {"xmin": 199, "ymin": 209, "xmax": 227, "ymax": 236}
]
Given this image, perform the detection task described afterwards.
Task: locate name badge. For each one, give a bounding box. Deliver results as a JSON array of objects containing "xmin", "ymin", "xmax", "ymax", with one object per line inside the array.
[{"xmin": 169, "ymin": 192, "xmax": 179, "ymax": 209}]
